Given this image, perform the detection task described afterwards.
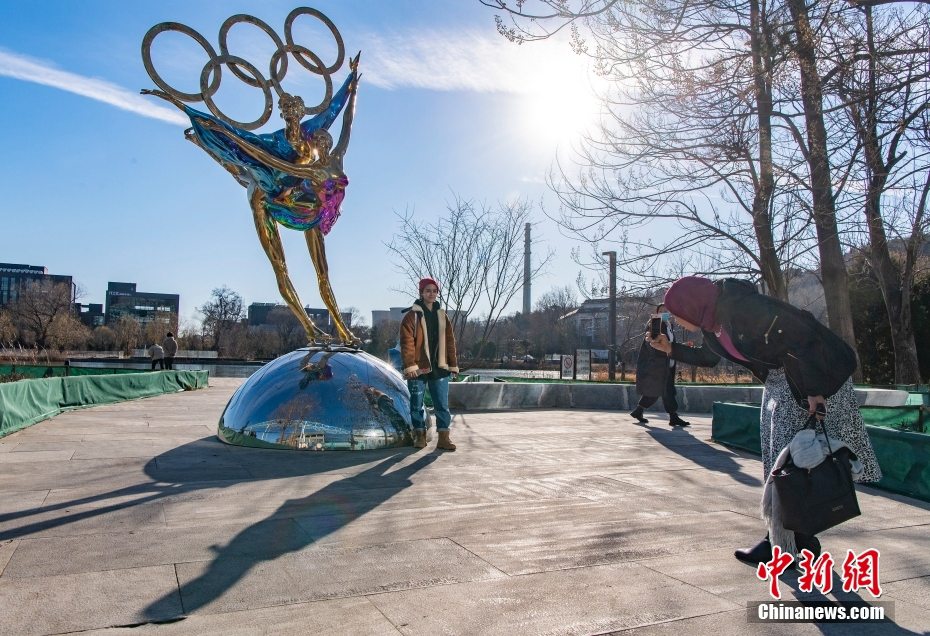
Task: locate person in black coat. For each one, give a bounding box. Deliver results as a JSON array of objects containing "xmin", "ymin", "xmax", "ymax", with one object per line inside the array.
[
  {"xmin": 631, "ymin": 303, "xmax": 690, "ymax": 427},
  {"xmin": 647, "ymin": 276, "xmax": 881, "ymax": 565}
]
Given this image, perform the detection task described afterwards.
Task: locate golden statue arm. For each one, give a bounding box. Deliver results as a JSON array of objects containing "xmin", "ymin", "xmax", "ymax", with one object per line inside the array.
[
  {"xmin": 333, "ymin": 53, "xmax": 360, "ymax": 161},
  {"xmin": 198, "ymin": 119, "xmax": 330, "ymax": 183}
]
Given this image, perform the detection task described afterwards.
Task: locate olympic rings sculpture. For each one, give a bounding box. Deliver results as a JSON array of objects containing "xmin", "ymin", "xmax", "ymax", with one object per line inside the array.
[{"xmin": 141, "ymin": 7, "xmax": 346, "ymax": 130}]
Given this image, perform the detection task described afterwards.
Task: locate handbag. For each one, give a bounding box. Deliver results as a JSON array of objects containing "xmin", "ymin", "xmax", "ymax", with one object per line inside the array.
[{"xmin": 771, "ymin": 415, "xmax": 861, "ymax": 535}]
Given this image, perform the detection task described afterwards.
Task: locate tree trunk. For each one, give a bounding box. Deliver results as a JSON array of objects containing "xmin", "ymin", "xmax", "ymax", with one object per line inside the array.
[
  {"xmin": 749, "ymin": 0, "xmax": 787, "ymax": 300},
  {"xmin": 786, "ymin": 0, "xmax": 859, "ymax": 372},
  {"xmin": 849, "ymin": 6, "xmax": 921, "ymax": 383}
]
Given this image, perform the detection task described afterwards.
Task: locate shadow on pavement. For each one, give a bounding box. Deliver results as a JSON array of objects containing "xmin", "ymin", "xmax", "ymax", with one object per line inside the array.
[
  {"xmin": 644, "ymin": 422, "xmax": 762, "ymax": 488},
  {"xmin": 0, "ymin": 437, "xmax": 439, "ymax": 621}
]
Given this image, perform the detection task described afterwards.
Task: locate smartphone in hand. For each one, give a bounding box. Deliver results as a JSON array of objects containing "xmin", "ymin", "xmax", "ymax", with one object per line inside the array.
[{"xmin": 649, "ymin": 315, "xmax": 662, "ymax": 339}]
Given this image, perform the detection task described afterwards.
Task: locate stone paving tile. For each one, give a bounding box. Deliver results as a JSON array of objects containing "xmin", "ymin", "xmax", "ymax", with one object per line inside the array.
[
  {"xmin": 883, "ymin": 574, "xmax": 930, "ymax": 611},
  {"xmin": 827, "ymin": 524, "xmax": 930, "ymax": 583},
  {"xmin": 0, "ymin": 457, "xmax": 155, "ymax": 493},
  {"xmin": 0, "ymin": 539, "xmax": 18, "ymax": 576},
  {"xmin": 0, "ymin": 449, "xmax": 75, "ymax": 462},
  {"xmin": 81, "ymin": 596, "xmax": 403, "ymax": 635},
  {"xmin": 367, "ymin": 560, "xmax": 739, "ymax": 636},
  {"xmin": 174, "ymin": 538, "xmax": 507, "ymax": 615},
  {"xmin": 68, "ymin": 439, "xmax": 210, "ymax": 460},
  {"xmin": 3, "ymin": 440, "xmax": 78, "ymax": 452},
  {"xmin": 0, "ymin": 496, "xmax": 166, "ymax": 540},
  {"xmin": 295, "ymin": 498, "xmax": 631, "ymax": 546},
  {"xmin": 0, "ymin": 489, "xmax": 49, "ymax": 516},
  {"xmin": 452, "ymin": 510, "xmax": 761, "ymax": 576},
  {"xmin": 641, "ymin": 546, "xmax": 816, "ymax": 605},
  {"xmin": 162, "ymin": 482, "xmax": 486, "ymax": 527},
  {"xmin": 0, "ymin": 565, "xmax": 182, "ymax": 635},
  {"xmin": 3, "ymin": 517, "xmax": 314, "ymax": 578}
]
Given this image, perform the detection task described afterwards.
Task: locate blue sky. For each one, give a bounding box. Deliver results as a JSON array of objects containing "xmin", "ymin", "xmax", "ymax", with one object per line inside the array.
[{"xmin": 0, "ymin": 0, "xmax": 604, "ymax": 327}]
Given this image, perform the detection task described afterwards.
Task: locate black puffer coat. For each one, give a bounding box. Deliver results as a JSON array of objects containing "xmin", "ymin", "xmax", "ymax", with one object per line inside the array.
[
  {"xmin": 635, "ymin": 319, "xmax": 674, "ymax": 397},
  {"xmin": 669, "ymin": 279, "xmax": 856, "ymax": 404}
]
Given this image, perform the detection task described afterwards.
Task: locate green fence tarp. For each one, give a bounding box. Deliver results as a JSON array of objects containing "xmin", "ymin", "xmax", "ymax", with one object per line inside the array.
[
  {"xmin": 712, "ymin": 402, "xmax": 930, "ymax": 502},
  {"xmin": 0, "ymin": 371, "xmax": 208, "ymax": 438},
  {"xmin": 710, "ymin": 402, "xmax": 762, "ymax": 454},
  {"xmin": 1, "ymin": 364, "xmax": 148, "ymax": 379}
]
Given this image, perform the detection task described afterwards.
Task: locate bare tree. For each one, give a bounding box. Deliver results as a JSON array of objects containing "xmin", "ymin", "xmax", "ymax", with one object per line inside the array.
[
  {"xmin": 7, "ymin": 280, "xmax": 76, "ymax": 347},
  {"xmin": 113, "ymin": 315, "xmax": 142, "ymax": 354},
  {"xmin": 484, "ymin": 0, "xmax": 808, "ymax": 297},
  {"xmin": 783, "ymin": 0, "xmax": 858, "ymax": 351},
  {"xmin": 0, "ymin": 310, "xmax": 15, "ymax": 344},
  {"xmin": 143, "ymin": 314, "xmax": 177, "ymax": 349},
  {"xmin": 90, "ymin": 325, "xmax": 117, "ymax": 351},
  {"xmin": 386, "ymin": 194, "xmax": 552, "ymax": 350},
  {"xmin": 199, "ymin": 286, "xmax": 245, "ymax": 354},
  {"xmin": 824, "ymin": 4, "xmax": 930, "ymax": 382},
  {"xmin": 267, "ymin": 306, "xmax": 305, "ymax": 353},
  {"xmin": 528, "ymin": 286, "xmax": 581, "ymax": 356},
  {"xmin": 47, "ymin": 313, "xmax": 91, "ymax": 351},
  {"xmin": 482, "ymin": 0, "xmax": 865, "ymax": 347}
]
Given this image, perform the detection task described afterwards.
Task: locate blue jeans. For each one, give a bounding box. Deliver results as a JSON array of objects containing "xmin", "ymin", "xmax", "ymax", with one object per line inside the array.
[{"xmin": 408, "ymin": 375, "xmax": 451, "ymax": 431}]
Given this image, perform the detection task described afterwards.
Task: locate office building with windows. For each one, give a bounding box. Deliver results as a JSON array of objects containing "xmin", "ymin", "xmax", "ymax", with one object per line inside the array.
[
  {"xmin": 0, "ymin": 263, "xmax": 75, "ymax": 308},
  {"xmin": 247, "ymin": 302, "xmax": 350, "ymax": 335},
  {"xmin": 105, "ymin": 282, "xmax": 179, "ymax": 326}
]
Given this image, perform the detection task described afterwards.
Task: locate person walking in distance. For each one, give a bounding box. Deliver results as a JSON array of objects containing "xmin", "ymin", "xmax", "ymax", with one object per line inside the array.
[
  {"xmin": 400, "ymin": 277, "xmax": 459, "ymax": 451},
  {"xmin": 630, "ymin": 303, "xmax": 690, "ymax": 427},
  {"xmin": 163, "ymin": 332, "xmax": 179, "ymax": 370},
  {"xmin": 148, "ymin": 342, "xmax": 165, "ymax": 370}
]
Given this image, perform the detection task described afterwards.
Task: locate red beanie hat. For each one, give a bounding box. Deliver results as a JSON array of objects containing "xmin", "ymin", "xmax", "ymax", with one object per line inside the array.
[
  {"xmin": 664, "ymin": 276, "xmax": 720, "ymax": 331},
  {"xmin": 418, "ymin": 277, "xmax": 440, "ymax": 293}
]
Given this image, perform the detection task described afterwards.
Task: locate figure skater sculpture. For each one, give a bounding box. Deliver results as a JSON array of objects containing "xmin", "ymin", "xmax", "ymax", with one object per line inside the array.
[{"xmin": 141, "ymin": 8, "xmax": 359, "ymax": 344}]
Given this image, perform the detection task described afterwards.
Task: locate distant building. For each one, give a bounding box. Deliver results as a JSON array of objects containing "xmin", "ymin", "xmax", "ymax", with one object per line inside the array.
[
  {"xmin": 248, "ymin": 302, "xmax": 351, "ymax": 335},
  {"xmin": 0, "ymin": 262, "xmax": 75, "ymax": 308},
  {"xmin": 247, "ymin": 302, "xmax": 280, "ymax": 326},
  {"xmin": 371, "ymin": 307, "xmax": 407, "ymax": 327},
  {"xmin": 105, "ymin": 282, "xmax": 179, "ymax": 326},
  {"xmin": 75, "ymin": 302, "xmax": 105, "ymax": 328},
  {"xmin": 561, "ymin": 296, "xmax": 660, "ymax": 348}
]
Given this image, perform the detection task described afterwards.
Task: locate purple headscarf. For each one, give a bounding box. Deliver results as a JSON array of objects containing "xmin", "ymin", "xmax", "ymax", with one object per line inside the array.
[{"xmin": 664, "ymin": 276, "xmax": 720, "ymax": 331}]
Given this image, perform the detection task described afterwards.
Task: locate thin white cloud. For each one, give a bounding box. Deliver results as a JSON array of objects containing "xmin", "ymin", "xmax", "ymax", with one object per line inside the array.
[
  {"xmin": 0, "ymin": 48, "xmax": 188, "ymax": 126},
  {"xmin": 359, "ymin": 29, "xmax": 593, "ymax": 96},
  {"xmin": 0, "ymin": 29, "xmax": 598, "ymax": 127}
]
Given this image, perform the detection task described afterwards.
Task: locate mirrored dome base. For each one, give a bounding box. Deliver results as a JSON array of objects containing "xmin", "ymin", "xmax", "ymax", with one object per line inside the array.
[{"xmin": 218, "ymin": 346, "xmax": 413, "ymax": 451}]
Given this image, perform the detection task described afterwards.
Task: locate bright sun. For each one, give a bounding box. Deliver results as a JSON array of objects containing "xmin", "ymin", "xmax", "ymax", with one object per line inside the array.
[{"xmin": 518, "ymin": 52, "xmax": 602, "ymax": 150}]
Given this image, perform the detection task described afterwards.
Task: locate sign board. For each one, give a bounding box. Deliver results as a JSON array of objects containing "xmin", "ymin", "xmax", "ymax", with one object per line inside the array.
[
  {"xmin": 576, "ymin": 349, "xmax": 592, "ymax": 381},
  {"xmin": 560, "ymin": 354, "xmax": 574, "ymax": 380}
]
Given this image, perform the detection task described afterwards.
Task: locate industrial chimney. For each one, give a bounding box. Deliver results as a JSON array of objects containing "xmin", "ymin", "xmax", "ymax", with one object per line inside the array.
[{"xmin": 523, "ymin": 222, "xmax": 531, "ymax": 315}]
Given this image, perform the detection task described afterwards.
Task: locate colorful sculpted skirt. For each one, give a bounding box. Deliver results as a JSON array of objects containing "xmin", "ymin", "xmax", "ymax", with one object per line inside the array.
[{"xmin": 264, "ymin": 175, "xmax": 347, "ymax": 234}]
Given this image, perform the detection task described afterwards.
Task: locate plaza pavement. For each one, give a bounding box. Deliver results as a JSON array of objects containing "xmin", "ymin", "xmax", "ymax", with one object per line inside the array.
[{"xmin": 0, "ymin": 378, "xmax": 929, "ymax": 635}]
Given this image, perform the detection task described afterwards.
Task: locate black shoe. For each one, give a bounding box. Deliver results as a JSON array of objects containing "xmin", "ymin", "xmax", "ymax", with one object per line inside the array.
[
  {"xmin": 630, "ymin": 407, "xmax": 648, "ymax": 424},
  {"xmin": 735, "ymin": 537, "xmax": 772, "ymax": 565},
  {"xmin": 669, "ymin": 415, "xmax": 691, "ymax": 427},
  {"xmin": 795, "ymin": 533, "xmax": 821, "ymax": 559}
]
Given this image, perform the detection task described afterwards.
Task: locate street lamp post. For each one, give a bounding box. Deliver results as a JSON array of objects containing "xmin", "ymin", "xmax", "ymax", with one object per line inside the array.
[{"xmin": 602, "ymin": 251, "xmax": 617, "ymax": 381}]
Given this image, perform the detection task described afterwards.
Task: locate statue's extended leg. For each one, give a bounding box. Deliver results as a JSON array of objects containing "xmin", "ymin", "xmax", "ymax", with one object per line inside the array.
[
  {"xmin": 306, "ymin": 228, "xmax": 357, "ymax": 344},
  {"xmin": 250, "ymin": 191, "xmax": 326, "ymax": 342}
]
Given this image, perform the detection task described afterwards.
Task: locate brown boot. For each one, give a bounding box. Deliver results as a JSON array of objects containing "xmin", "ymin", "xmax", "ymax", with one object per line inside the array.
[
  {"xmin": 413, "ymin": 430, "xmax": 427, "ymax": 449},
  {"xmin": 436, "ymin": 430, "xmax": 456, "ymax": 451}
]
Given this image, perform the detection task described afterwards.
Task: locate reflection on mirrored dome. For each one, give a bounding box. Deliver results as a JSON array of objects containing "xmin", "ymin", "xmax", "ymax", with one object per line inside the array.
[{"xmin": 218, "ymin": 346, "xmax": 412, "ymax": 450}]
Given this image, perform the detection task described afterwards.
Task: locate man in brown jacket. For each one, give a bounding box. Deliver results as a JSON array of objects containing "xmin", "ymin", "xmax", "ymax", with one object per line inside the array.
[{"xmin": 400, "ymin": 277, "xmax": 459, "ymax": 450}]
